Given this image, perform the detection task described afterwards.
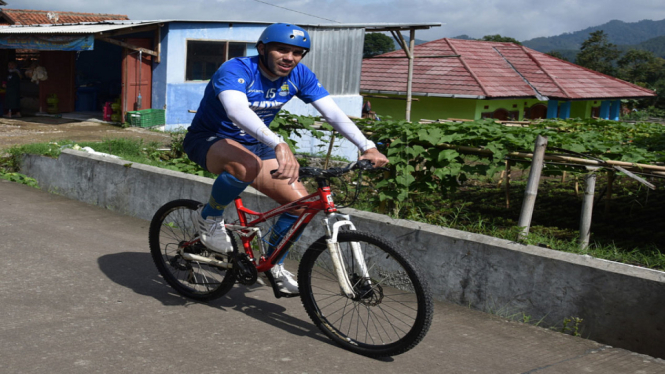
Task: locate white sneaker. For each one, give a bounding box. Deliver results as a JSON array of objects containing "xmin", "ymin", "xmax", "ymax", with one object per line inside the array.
[
  {"xmin": 195, "ymin": 206, "xmax": 233, "ymax": 254},
  {"xmin": 271, "ymin": 264, "xmax": 299, "ymax": 294}
]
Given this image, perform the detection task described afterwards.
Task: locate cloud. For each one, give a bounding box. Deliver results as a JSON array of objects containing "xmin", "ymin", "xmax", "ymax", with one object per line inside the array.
[{"xmin": 7, "ymin": 0, "xmax": 665, "ymax": 41}]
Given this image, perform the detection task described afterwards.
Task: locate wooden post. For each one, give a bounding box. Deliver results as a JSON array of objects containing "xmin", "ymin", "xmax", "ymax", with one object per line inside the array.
[
  {"xmin": 561, "ymin": 171, "xmax": 567, "ymax": 183},
  {"xmin": 579, "ymin": 168, "xmax": 599, "ymax": 249},
  {"xmin": 504, "ymin": 160, "xmax": 511, "ymax": 209},
  {"xmin": 405, "ymin": 29, "xmax": 415, "ymax": 122},
  {"xmin": 517, "ymin": 135, "xmax": 548, "ymax": 240},
  {"xmin": 604, "ymin": 170, "xmax": 615, "ymax": 215}
]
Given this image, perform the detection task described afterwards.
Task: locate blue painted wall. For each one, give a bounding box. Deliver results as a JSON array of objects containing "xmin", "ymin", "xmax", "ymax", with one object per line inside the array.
[{"xmin": 151, "ymin": 24, "xmax": 168, "ymax": 112}]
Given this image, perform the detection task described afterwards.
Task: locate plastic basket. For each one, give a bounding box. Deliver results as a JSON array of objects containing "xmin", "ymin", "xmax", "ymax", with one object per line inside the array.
[{"xmin": 125, "ymin": 109, "xmax": 165, "ymax": 128}]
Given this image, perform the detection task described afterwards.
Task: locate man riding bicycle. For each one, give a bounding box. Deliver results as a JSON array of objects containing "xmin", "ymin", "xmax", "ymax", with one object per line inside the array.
[{"xmin": 183, "ymin": 23, "xmax": 389, "ymax": 295}]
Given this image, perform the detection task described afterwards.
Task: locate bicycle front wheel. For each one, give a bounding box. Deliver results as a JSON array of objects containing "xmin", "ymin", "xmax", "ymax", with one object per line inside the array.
[
  {"xmin": 149, "ymin": 199, "xmax": 235, "ymax": 301},
  {"xmin": 298, "ymin": 231, "xmax": 433, "ymax": 357}
]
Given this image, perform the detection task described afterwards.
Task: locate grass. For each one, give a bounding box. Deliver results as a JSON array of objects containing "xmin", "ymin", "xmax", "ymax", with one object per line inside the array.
[{"xmin": 2, "ymin": 137, "xmax": 664, "ymax": 271}]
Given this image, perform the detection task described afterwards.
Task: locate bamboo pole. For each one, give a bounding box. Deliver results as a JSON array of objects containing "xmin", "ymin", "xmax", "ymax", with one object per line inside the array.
[
  {"xmin": 517, "ymin": 135, "xmax": 548, "ymax": 240},
  {"xmin": 579, "ymin": 169, "xmax": 599, "ymax": 249},
  {"xmin": 504, "ymin": 160, "xmax": 511, "ymax": 209},
  {"xmin": 575, "ymin": 177, "xmax": 579, "ymax": 195},
  {"xmin": 323, "ymin": 130, "xmax": 336, "ymax": 170},
  {"xmin": 435, "ymin": 143, "xmax": 665, "ymax": 173},
  {"xmin": 605, "ymin": 170, "xmax": 616, "ymax": 215}
]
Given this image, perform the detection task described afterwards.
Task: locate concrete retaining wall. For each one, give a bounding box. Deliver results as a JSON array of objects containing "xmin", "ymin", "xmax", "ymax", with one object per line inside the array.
[{"xmin": 20, "ymin": 149, "xmax": 665, "ymax": 359}]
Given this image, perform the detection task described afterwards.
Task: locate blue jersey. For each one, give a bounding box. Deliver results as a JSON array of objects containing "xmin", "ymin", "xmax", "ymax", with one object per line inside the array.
[{"xmin": 189, "ymin": 55, "xmax": 329, "ymax": 144}]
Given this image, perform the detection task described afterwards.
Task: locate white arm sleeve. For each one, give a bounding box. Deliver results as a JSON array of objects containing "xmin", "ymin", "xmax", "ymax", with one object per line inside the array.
[
  {"xmin": 218, "ymin": 90, "xmax": 284, "ymax": 149},
  {"xmin": 311, "ymin": 96, "xmax": 376, "ymax": 152}
]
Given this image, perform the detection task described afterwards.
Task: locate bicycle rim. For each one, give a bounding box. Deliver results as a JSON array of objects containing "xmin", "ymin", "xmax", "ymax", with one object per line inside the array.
[
  {"xmin": 298, "ymin": 231, "xmax": 433, "ymax": 357},
  {"xmin": 149, "ymin": 199, "xmax": 235, "ymax": 301}
]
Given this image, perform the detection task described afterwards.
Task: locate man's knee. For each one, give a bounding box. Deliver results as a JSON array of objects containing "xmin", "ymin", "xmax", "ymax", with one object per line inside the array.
[{"xmin": 228, "ymin": 158, "xmax": 262, "ymax": 182}]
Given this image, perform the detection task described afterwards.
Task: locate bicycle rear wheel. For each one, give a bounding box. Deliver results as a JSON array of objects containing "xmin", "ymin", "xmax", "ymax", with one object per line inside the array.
[
  {"xmin": 149, "ymin": 199, "xmax": 235, "ymax": 301},
  {"xmin": 298, "ymin": 231, "xmax": 433, "ymax": 357}
]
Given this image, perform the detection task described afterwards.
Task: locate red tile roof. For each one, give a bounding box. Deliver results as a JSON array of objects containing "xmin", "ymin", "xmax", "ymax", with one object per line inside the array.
[
  {"xmin": 0, "ymin": 9, "xmax": 129, "ymax": 26},
  {"xmin": 361, "ymin": 38, "xmax": 655, "ymax": 100}
]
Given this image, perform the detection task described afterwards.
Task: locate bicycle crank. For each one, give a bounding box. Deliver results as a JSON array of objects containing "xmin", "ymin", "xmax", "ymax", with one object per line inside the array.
[
  {"xmin": 233, "ymin": 253, "xmax": 258, "ymax": 285},
  {"xmin": 179, "ymin": 251, "xmax": 233, "ymax": 269}
]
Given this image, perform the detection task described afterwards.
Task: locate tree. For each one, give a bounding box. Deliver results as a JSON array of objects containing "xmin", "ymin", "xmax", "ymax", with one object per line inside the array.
[
  {"xmin": 481, "ymin": 34, "xmax": 522, "ymax": 45},
  {"xmin": 575, "ymin": 30, "xmax": 621, "ymax": 76},
  {"xmin": 617, "ymin": 49, "xmax": 664, "ymax": 85},
  {"xmin": 546, "ymin": 51, "xmax": 569, "ymax": 61},
  {"xmin": 363, "ymin": 33, "xmax": 395, "ymax": 58}
]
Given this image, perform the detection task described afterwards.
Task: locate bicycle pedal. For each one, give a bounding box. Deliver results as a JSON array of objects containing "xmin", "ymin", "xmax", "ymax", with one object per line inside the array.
[
  {"xmin": 277, "ymin": 291, "xmax": 300, "ymax": 298},
  {"xmin": 263, "ymin": 271, "xmax": 300, "ymax": 298}
]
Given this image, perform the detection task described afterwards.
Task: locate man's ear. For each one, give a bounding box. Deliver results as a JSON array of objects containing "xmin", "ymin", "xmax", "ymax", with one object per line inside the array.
[{"xmin": 257, "ymin": 42, "xmax": 265, "ymax": 56}]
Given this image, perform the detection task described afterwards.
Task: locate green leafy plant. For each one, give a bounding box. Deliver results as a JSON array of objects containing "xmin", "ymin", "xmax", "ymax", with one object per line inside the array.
[{"xmin": 0, "ymin": 171, "xmax": 39, "ymax": 188}]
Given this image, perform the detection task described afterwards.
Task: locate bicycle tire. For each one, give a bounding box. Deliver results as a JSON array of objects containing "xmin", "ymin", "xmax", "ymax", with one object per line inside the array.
[
  {"xmin": 149, "ymin": 199, "xmax": 235, "ymax": 301},
  {"xmin": 298, "ymin": 231, "xmax": 433, "ymax": 357}
]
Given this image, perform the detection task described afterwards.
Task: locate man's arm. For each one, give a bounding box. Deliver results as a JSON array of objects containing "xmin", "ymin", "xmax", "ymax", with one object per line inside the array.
[
  {"xmin": 219, "ymin": 90, "xmax": 300, "ymax": 183},
  {"xmin": 311, "ymin": 96, "xmax": 389, "ymax": 167}
]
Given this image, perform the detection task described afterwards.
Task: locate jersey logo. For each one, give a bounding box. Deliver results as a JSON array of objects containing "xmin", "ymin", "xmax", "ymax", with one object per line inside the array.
[
  {"xmin": 238, "ymin": 78, "xmax": 245, "ymax": 84},
  {"xmin": 279, "ymin": 83, "xmax": 289, "ymax": 97}
]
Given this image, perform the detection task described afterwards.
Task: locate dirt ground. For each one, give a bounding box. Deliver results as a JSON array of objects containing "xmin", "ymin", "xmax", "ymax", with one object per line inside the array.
[{"xmin": 0, "ymin": 115, "xmax": 172, "ymax": 152}]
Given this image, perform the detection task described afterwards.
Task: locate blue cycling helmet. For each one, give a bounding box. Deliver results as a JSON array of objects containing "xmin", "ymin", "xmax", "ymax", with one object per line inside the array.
[{"xmin": 257, "ymin": 23, "xmax": 311, "ymax": 50}]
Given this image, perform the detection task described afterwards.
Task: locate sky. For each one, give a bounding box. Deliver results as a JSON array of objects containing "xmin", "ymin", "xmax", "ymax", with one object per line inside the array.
[{"xmin": 6, "ymin": 0, "xmax": 665, "ymax": 42}]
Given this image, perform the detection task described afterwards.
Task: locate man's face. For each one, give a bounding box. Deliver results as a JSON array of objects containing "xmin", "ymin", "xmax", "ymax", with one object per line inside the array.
[{"xmin": 258, "ymin": 42, "xmax": 306, "ymax": 78}]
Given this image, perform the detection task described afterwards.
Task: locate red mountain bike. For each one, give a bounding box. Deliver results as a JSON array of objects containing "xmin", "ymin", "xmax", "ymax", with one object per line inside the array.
[{"xmin": 149, "ymin": 160, "xmax": 433, "ymax": 357}]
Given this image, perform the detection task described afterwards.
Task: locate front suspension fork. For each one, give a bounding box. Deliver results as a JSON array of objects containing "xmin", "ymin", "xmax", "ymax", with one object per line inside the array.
[{"xmin": 323, "ymin": 214, "xmax": 370, "ymax": 298}]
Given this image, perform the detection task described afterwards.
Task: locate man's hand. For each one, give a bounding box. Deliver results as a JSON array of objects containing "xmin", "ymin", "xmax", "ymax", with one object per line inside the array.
[
  {"xmin": 272, "ymin": 143, "xmax": 300, "ymax": 184},
  {"xmin": 359, "ymin": 147, "xmax": 389, "ymax": 168}
]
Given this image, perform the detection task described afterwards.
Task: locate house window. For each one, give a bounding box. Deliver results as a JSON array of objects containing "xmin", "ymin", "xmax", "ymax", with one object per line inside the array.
[{"xmin": 186, "ymin": 40, "xmax": 249, "ymax": 81}]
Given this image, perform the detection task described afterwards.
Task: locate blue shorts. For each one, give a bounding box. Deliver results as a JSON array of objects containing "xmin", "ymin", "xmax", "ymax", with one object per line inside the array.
[{"xmin": 183, "ymin": 130, "xmax": 277, "ymax": 172}]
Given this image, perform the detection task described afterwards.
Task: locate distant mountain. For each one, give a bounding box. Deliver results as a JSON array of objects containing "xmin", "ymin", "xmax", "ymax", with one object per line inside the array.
[
  {"xmin": 522, "ymin": 19, "xmax": 665, "ymax": 53},
  {"xmin": 621, "ymin": 35, "xmax": 665, "ymax": 58},
  {"xmin": 451, "ymin": 34, "xmax": 474, "ymax": 40}
]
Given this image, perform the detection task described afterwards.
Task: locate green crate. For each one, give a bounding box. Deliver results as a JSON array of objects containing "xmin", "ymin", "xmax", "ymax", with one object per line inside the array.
[{"xmin": 125, "ymin": 109, "xmax": 165, "ymax": 128}]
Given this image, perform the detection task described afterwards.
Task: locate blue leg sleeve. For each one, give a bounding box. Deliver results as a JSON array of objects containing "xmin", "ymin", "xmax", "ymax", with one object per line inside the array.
[
  {"xmin": 201, "ymin": 171, "xmax": 250, "ymax": 219},
  {"xmin": 268, "ymin": 212, "xmax": 301, "ymax": 265}
]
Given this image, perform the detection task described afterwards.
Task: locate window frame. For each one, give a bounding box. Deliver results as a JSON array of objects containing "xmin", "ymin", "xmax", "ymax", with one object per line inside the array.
[{"xmin": 184, "ymin": 39, "xmax": 250, "ymax": 82}]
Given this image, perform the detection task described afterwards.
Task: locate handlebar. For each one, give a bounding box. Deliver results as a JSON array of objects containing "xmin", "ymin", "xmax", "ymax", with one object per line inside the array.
[{"xmin": 270, "ymin": 159, "xmax": 388, "ymax": 180}]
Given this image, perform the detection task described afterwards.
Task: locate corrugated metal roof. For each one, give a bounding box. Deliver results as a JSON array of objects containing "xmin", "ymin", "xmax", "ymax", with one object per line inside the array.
[
  {"xmin": 0, "ymin": 20, "xmax": 162, "ymax": 34},
  {"xmin": 361, "ymin": 38, "xmax": 656, "ymax": 100},
  {"xmin": 0, "ymin": 20, "xmax": 441, "ymax": 34}
]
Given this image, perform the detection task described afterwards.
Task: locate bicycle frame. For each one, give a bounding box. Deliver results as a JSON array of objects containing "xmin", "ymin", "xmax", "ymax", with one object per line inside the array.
[
  {"xmin": 226, "ymin": 179, "xmax": 368, "ymax": 297},
  {"xmin": 229, "ymin": 183, "xmax": 336, "ymax": 273}
]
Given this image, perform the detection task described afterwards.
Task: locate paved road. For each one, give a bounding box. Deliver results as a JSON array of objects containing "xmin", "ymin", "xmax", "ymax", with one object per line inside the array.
[{"xmin": 1, "ymin": 179, "xmax": 663, "ymax": 374}]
